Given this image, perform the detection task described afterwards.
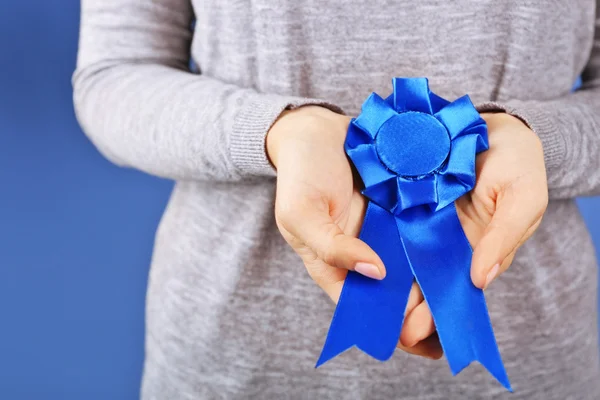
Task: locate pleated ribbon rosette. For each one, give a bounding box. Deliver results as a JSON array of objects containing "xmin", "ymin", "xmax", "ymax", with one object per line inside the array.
[{"xmin": 316, "ymin": 77, "xmax": 511, "ymax": 391}]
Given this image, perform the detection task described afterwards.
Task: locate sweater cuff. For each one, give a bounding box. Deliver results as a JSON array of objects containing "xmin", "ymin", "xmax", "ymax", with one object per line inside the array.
[
  {"xmin": 476, "ymin": 101, "xmax": 566, "ymax": 178},
  {"xmin": 230, "ymin": 94, "xmax": 344, "ymax": 177}
]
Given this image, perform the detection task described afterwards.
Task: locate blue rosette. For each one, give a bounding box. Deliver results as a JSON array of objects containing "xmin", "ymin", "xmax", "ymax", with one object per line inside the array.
[{"xmin": 316, "ymin": 77, "xmax": 511, "ymax": 391}]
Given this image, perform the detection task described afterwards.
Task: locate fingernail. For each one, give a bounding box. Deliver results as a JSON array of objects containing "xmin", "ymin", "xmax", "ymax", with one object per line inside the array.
[
  {"xmin": 354, "ymin": 262, "xmax": 383, "ymax": 280},
  {"xmin": 484, "ymin": 263, "xmax": 499, "ymax": 289}
]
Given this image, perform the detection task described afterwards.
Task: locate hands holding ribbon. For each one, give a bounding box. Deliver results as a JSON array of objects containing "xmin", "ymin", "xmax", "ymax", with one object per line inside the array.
[
  {"xmin": 396, "ymin": 111, "xmax": 548, "ymax": 357},
  {"xmin": 267, "ymin": 100, "xmax": 548, "ymax": 362}
]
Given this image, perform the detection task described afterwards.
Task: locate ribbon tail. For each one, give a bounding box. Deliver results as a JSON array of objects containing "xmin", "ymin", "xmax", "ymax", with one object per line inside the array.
[
  {"xmin": 316, "ymin": 202, "xmax": 414, "ymax": 366},
  {"xmin": 396, "ymin": 204, "xmax": 512, "ymax": 391}
]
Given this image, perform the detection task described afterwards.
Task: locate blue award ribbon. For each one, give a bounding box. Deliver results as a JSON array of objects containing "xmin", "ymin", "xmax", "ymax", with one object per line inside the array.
[{"xmin": 316, "ymin": 78, "xmax": 511, "ymax": 391}]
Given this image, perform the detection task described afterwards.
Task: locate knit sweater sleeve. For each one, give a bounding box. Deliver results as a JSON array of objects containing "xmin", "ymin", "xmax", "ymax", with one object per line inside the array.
[
  {"xmin": 72, "ymin": 0, "xmax": 340, "ymax": 182},
  {"xmin": 477, "ymin": 2, "xmax": 600, "ymax": 200}
]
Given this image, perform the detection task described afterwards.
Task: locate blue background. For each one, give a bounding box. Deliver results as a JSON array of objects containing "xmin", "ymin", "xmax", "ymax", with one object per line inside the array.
[{"xmin": 0, "ymin": 1, "xmax": 597, "ymax": 399}]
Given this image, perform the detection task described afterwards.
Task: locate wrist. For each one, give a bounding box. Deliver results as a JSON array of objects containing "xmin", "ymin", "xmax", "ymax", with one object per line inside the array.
[
  {"xmin": 480, "ymin": 112, "xmax": 543, "ymax": 151},
  {"xmin": 481, "ymin": 112, "xmax": 529, "ymax": 129},
  {"xmin": 267, "ymin": 105, "xmax": 348, "ymax": 168}
]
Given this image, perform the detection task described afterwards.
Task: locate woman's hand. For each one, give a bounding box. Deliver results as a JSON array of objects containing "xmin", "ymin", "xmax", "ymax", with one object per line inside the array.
[
  {"xmin": 268, "ymin": 106, "xmax": 382, "ymax": 294},
  {"xmin": 267, "ymin": 106, "xmax": 441, "ymax": 358},
  {"xmin": 399, "ymin": 112, "xmax": 549, "ymax": 354}
]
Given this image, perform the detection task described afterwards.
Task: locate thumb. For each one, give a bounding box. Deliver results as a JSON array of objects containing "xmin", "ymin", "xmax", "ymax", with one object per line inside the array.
[
  {"xmin": 470, "ymin": 182, "xmax": 545, "ymax": 289},
  {"xmin": 279, "ymin": 199, "xmax": 386, "ymax": 280}
]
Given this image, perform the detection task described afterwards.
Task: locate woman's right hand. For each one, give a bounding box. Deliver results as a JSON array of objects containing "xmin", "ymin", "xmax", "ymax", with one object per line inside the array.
[{"xmin": 267, "ymin": 105, "xmax": 442, "ymax": 359}]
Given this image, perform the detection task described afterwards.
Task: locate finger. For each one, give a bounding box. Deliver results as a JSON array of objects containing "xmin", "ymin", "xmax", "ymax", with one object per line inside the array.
[
  {"xmin": 471, "ymin": 181, "xmax": 547, "ymax": 289},
  {"xmin": 400, "ymin": 300, "xmax": 436, "ymax": 347},
  {"xmin": 343, "ymin": 190, "xmax": 367, "ymax": 237},
  {"xmin": 304, "ymin": 258, "xmax": 347, "ymax": 303},
  {"xmin": 404, "ymin": 282, "xmax": 424, "ymax": 316},
  {"xmin": 483, "ymin": 215, "xmax": 539, "ymax": 287},
  {"xmin": 478, "ymin": 213, "xmax": 542, "ymax": 291},
  {"xmin": 279, "ymin": 198, "xmax": 386, "ymax": 280},
  {"xmin": 497, "ymin": 249, "xmax": 516, "ymax": 282},
  {"xmin": 397, "ymin": 332, "xmax": 443, "ymax": 360}
]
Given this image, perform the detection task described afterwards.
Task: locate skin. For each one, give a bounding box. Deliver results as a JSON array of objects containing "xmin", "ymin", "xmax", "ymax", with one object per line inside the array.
[{"xmin": 267, "ymin": 105, "xmax": 548, "ymax": 359}]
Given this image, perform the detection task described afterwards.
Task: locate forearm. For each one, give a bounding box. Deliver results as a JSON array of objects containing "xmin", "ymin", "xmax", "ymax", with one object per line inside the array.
[
  {"xmin": 73, "ymin": 0, "xmax": 340, "ymax": 182},
  {"xmin": 74, "ymin": 62, "xmax": 336, "ymax": 181},
  {"xmin": 477, "ymin": 1, "xmax": 600, "ymax": 200},
  {"xmin": 478, "ymin": 85, "xmax": 600, "ymax": 200}
]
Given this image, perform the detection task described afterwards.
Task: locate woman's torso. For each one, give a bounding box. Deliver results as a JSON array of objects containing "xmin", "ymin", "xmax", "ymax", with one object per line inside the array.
[{"xmin": 142, "ymin": 1, "xmax": 599, "ymax": 399}]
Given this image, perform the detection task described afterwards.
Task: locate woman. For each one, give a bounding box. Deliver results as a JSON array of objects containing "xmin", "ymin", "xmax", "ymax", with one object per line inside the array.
[{"xmin": 73, "ymin": 0, "xmax": 600, "ymax": 398}]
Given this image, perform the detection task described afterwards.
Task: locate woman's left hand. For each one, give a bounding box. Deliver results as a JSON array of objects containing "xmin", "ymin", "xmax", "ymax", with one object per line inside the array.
[{"xmin": 398, "ymin": 112, "xmax": 549, "ymax": 354}]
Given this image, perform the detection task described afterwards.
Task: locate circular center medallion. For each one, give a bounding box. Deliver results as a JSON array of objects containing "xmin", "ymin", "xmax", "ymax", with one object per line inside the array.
[{"xmin": 375, "ymin": 112, "xmax": 450, "ymax": 177}]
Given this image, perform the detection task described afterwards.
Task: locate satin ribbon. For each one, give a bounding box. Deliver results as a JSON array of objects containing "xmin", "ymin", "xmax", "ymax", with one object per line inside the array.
[{"xmin": 316, "ymin": 78, "xmax": 511, "ymax": 391}]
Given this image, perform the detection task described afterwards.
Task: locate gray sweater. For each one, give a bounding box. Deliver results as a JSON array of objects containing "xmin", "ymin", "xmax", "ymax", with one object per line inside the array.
[{"xmin": 73, "ymin": 0, "xmax": 600, "ymax": 399}]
